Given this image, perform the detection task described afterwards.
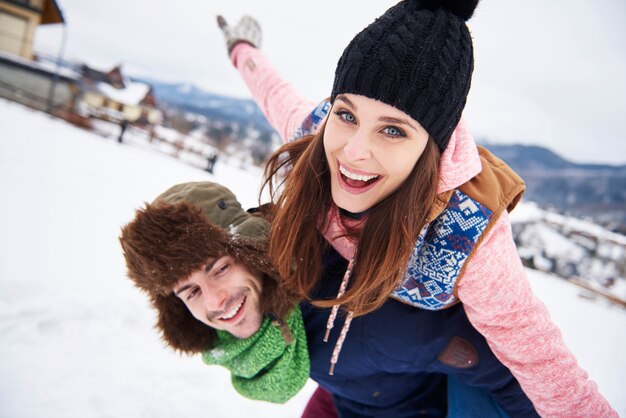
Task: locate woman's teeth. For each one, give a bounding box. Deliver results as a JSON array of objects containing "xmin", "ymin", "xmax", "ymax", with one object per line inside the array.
[
  {"xmin": 220, "ymin": 298, "xmax": 244, "ymax": 320},
  {"xmin": 339, "ymin": 165, "xmax": 379, "ymax": 182}
]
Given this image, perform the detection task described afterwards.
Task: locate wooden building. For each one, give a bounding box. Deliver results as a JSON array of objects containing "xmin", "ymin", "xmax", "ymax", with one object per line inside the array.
[
  {"xmin": 80, "ymin": 64, "xmax": 161, "ymax": 125},
  {"xmin": 0, "ymin": 0, "xmax": 64, "ymax": 59}
]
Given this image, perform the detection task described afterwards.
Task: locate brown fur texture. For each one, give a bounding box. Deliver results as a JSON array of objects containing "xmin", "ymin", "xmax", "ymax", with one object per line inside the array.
[
  {"xmin": 120, "ymin": 193, "xmax": 296, "ymax": 354},
  {"xmin": 120, "ymin": 201, "xmax": 227, "ymax": 297}
]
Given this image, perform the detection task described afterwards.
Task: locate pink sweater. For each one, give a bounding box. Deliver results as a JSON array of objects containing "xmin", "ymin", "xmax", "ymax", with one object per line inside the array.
[{"xmin": 230, "ymin": 43, "xmax": 617, "ymax": 417}]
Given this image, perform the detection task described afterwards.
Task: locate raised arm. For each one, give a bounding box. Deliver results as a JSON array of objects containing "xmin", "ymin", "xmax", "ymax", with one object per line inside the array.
[
  {"xmin": 457, "ymin": 211, "xmax": 618, "ymax": 418},
  {"xmin": 217, "ymin": 15, "xmax": 317, "ymax": 143}
]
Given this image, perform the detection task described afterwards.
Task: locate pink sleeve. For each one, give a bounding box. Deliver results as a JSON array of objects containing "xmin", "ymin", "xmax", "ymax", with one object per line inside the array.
[
  {"xmin": 457, "ymin": 211, "xmax": 617, "ymax": 418},
  {"xmin": 230, "ymin": 43, "xmax": 317, "ymax": 143}
]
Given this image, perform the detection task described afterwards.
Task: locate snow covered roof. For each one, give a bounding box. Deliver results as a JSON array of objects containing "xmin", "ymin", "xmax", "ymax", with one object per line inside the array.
[
  {"xmin": 0, "ymin": 50, "xmax": 79, "ymax": 81},
  {"xmin": 95, "ymin": 79, "xmax": 151, "ymax": 106},
  {"xmin": 80, "ymin": 63, "xmax": 153, "ymax": 106}
]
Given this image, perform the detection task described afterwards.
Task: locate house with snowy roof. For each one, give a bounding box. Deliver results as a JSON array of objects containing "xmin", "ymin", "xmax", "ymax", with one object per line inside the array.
[
  {"xmin": 0, "ymin": 0, "xmax": 76, "ymax": 112},
  {"xmin": 0, "ymin": 0, "xmax": 160, "ymax": 130},
  {"xmin": 0, "ymin": 0, "xmax": 64, "ymax": 59},
  {"xmin": 79, "ymin": 63, "xmax": 161, "ymax": 125}
]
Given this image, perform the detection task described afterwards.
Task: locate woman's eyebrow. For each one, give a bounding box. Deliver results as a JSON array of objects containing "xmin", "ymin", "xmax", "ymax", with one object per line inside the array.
[
  {"xmin": 336, "ymin": 95, "xmax": 356, "ymax": 110},
  {"xmin": 378, "ymin": 116, "xmax": 419, "ymax": 133}
]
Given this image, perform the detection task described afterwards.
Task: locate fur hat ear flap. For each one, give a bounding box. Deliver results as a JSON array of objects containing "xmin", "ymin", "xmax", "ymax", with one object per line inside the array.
[
  {"xmin": 153, "ymin": 293, "xmax": 216, "ymax": 354},
  {"xmin": 120, "ymin": 200, "xmax": 229, "ymax": 296}
]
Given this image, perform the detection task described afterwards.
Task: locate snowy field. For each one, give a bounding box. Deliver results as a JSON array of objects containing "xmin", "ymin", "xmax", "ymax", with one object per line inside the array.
[{"xmin": 1, "ymin": 99, "xmax": 624, "ymax": 417}]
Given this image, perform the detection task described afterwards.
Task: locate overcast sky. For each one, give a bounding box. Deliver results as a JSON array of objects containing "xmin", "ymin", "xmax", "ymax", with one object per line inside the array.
[{"xmin": 35, "ymin": 0, "xmax": 626, "ymax": 164}]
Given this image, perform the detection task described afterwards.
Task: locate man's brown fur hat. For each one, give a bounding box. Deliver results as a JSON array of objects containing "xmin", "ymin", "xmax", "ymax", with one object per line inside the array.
[{"xmin": 120, "ymin": 182, "xmax": 291, "ymax": 354}]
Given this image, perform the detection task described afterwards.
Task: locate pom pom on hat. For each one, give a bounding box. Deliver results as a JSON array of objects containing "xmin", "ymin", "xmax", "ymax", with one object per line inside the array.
[{"xmin": 421, "ymin": 0, "xmax": 480, "ymax": 21}]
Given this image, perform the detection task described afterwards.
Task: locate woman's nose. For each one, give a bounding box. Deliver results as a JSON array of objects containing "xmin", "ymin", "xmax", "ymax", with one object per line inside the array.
[{"xmin": 343, "ymin": 130, "xmax": 372, "ymax": 161}]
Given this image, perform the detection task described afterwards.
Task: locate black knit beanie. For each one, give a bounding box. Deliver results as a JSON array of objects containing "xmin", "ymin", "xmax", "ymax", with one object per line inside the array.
[{"xmin": 331, "ymin": 0, "xmax": 479, "ymax": 151}]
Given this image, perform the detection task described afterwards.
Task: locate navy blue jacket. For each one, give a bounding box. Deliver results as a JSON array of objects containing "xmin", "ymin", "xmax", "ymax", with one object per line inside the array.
[{"xmin": 301, "ymin": 246, "xmax": 539, "ymax": 418}]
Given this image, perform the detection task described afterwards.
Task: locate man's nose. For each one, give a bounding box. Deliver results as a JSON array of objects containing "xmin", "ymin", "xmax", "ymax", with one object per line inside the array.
[
  {"xmin": 201, "ymin": 285, "xmax": 228, "ymax": 312},
  {"xmin": 343, "ymin": 130, "xmax": 372, "ymax": 161}
]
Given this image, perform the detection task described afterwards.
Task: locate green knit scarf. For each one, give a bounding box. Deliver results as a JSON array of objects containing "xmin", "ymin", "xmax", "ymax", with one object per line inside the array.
[{"xmin": 202, "ymin": 307, "xmax": 309, "ymax": 403}]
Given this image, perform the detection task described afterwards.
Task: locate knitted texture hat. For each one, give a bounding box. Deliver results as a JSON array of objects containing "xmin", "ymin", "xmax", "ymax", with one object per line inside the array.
[
  {"xmin": 119, "ymin": 182, "xmax": 291, "ymax": 354},
  {"xmin": 330, "ymin": 0, "xmax": 479, "ymax": 151}
]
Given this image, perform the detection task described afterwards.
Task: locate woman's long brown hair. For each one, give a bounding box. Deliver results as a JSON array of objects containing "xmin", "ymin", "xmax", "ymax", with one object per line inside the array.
[{"xmin": 263, "ymin": 124, "xmax": 440, "ymax": 317}]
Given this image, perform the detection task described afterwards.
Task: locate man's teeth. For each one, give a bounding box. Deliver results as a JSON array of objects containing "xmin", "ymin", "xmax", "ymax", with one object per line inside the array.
[
  {"xmin": 339, "ymin": 165, "xmax": 378, "ymax": 182},
  {"xmin": 220, "ymin": 298, "xmax": 244, "ymax": 320}
]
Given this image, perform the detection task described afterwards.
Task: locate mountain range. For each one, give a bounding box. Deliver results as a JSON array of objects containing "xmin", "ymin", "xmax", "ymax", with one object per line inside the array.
[
  {"xmin": 482, "ymin": 143, "xmax": 626, "ymax": 232},
  {"xmin": 136, "ymin": 77, "xmax": 274, "ymax": 132}
]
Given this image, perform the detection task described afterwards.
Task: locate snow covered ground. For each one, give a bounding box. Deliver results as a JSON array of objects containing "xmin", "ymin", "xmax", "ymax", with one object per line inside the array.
[
  {"xmin": 510, "ymin": 201, "xmax": 626, "ymax": 302},
  {"xmin": 1, "ymin": 99, "xmax": 624, "ymax": 416}
]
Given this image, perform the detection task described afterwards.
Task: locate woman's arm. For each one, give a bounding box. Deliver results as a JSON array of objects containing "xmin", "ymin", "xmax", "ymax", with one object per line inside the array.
[
  {"xmin": 230, "ymin": 43, "xmax": 317, "ymax": 143},
  {"xmin": 458, "ymin": 211, "xmax": 617, "ymax": 417}
]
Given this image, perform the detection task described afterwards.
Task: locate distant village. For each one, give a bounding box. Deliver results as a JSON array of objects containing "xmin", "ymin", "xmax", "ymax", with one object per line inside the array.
[{"xmin": 0, "ymin": 0, "xmax": 275, "ymax": 173}]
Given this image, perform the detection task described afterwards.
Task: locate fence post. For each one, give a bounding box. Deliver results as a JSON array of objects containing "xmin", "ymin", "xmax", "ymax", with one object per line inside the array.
[{"xmin": 46, "ymin": 21, "xmax": 68, "ymax": 113}]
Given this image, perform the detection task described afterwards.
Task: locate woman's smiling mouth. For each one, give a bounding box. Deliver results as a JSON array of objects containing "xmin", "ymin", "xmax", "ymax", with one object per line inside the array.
[{"xmin": 338, "ymin": 162, "xmax": 381, "ymax": 191}]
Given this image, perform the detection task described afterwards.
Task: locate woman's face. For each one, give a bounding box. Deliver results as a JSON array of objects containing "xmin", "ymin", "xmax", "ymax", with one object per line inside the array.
[{"xmin": 324, "ymin": 93, "xmax": 430, "ymax": 213}]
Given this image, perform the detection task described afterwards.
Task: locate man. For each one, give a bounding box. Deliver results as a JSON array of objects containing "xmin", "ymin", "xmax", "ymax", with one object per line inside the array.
[{"xmin": 119, "ymin": 181, "xmax": 308, "ymax": 403}]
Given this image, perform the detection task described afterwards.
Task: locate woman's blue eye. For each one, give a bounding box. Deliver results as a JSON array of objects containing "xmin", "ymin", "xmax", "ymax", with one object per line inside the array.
[
  {"xmin": 334, "ymin": 110, "xmax": 356, "ymax": 124},
  {"xmin": 383, "ymin": 126, "xmax": 405, "ymax": 137}
]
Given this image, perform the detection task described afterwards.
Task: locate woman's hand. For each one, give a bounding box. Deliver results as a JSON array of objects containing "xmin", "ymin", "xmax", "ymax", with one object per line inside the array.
[{"xmin": 216, "ymin": 15, "xmax": 262, "ymax": 56}]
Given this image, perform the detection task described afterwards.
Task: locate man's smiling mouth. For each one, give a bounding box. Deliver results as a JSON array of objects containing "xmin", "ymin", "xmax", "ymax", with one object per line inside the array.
[{"xmin": 219, "ymin": 296, "xmax": 245, "ymax": 320}]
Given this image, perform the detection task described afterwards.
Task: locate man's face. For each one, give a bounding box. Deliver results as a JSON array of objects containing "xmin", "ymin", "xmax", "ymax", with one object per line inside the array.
[{"xmin": 173, "ymin": 255, "xmax": 264, "ymax": 339}]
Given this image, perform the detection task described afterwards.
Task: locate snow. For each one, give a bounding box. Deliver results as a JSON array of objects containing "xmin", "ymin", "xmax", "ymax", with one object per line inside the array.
[
  {"xmin": 511, "ymin": 201, "xmax": 626, "ymax": 246},
  {"xmin": 518, "ymin": 222, "xmax": 587, "ymax": 261},
  {"xmin": 154, "ymin": 124, "xmax": 183, "ymax": 142},
  {"xmin": 0, "ymin": 99, "xmax": 315, "ymax": 417},
  {"xmin": 511, "ymin": 199, "xmax": 626, "ymax": 300},
  {"xmin": 1, "ymin": 98, "xmax": 624, "ymax": 416},
  {"xmin": 0, "ymin": 50, "xmax": 80, "ymax": 80},
  {"xmin": 508, "ymin": 200, "xmax": 545, "ymax": 223},
  {"xmin": 526, "ymin": 270, "xmax": 626, "ymax": 412},
  {"xmin": 96, "ymin": 79, "xmax": 151, "ymax": 106},
  {"xmin": 178, "ymin": 84, "xmax": 193, "ymax": 94}
]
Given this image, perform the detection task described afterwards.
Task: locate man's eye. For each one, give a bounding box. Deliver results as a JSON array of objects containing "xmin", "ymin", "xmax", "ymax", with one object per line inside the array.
[
  {"xmin": 334, "ymin": 110, "xmax": 356, "ymax": 124},
  {"xmin": 216, "ymin": 263, "xmax": 231, "ymax": 277},
  {"xmin": 187, "ymin": 288, "xmax": 200, "ymax": 300}
]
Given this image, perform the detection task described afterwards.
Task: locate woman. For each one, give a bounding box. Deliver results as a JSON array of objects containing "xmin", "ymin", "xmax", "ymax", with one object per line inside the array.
[{"xmin": 217, "ymin": 1, "xmax": 616, "ymax": 417}]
